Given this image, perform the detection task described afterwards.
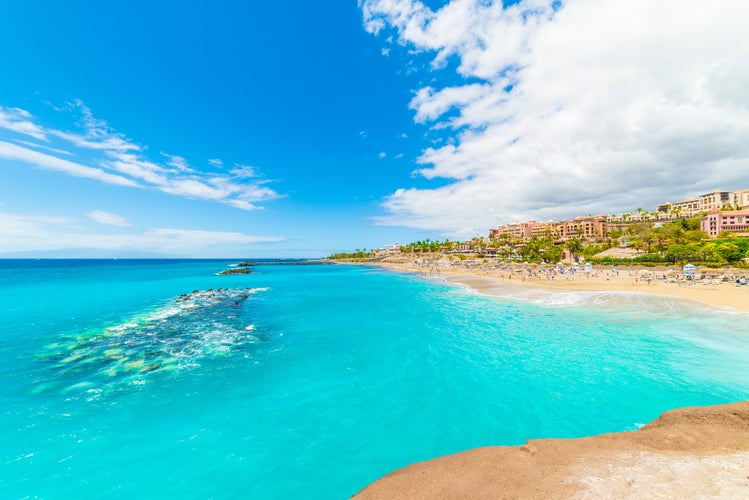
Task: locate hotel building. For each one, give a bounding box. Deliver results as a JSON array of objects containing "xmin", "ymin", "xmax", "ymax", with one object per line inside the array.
[
  {"xmin": 488, "ymin": 187, "xmax": 749, "ymax": 244},
  {"xmin": 557, "ymin": 216, "xmax": 608, "ymax": 240},
  {"xmin": 701, "ymin": 208, "xmax": 749, "ymax": 238},
  {"xmin": 658, "ymin": 188, "xmax": 749, "ymax": 217},
  {"xmin": 490, "ymin": 216, "xmax": 606, "ymax": 242}
]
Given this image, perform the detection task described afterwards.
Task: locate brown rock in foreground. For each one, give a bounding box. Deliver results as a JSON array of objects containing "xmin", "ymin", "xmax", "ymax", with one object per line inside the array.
[{"xmin": 354, "ymin": 401, "xmax": 749, "ymax": 499}]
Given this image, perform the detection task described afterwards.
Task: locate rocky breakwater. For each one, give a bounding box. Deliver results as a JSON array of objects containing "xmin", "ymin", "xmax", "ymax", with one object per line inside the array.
[
  {"xmin": 355, "ymin": 401, "xmax": 749, "ymax": 499},
  {"xmin": 218, "ymin": 260, "xmax": 254, "ymax": 275},
  {"xmin": 218, "ymin": 267, "xmax": 252, "ymax": 275}
]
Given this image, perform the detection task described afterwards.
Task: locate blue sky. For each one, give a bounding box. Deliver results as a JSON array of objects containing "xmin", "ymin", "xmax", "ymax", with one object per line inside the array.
[{"xmin": 1, "ymin": 1, "xmax": 748, "ymax": 257}]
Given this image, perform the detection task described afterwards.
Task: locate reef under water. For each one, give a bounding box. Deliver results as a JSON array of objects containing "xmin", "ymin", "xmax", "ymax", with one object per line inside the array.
[{"xmin": 34, "ymin": 288, "xmax": 268, "ymax": 396}]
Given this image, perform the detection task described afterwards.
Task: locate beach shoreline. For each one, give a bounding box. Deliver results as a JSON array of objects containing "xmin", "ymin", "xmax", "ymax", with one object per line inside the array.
[
  {"xmin": 341, "ymin": 256, "xmax": 749, "ymax": 497},
  {"xmin": 358, "ymin": 255, "xmax": 749, "ymax": 312}
]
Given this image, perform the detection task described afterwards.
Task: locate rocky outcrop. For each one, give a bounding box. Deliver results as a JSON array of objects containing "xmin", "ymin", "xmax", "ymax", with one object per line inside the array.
[
  {"xmin": 218, "ymin": 267, "xmax": 252, "ymax": 275},
  {"xmin": 354, "ymin": 401, "xmax": 749, "ymax": 499}
]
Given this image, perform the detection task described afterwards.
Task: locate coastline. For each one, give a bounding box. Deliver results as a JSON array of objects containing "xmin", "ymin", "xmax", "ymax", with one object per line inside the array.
[
  {"xmin": 355, "ymin": 401, "xmax": 749, "ymax": 498},
  {"xmin": 343, "ymin": 256, "xmax": 749, "ymax": 497},
  {"xmin": 365, "ymin": 256, "xmax": 749, "ymax": 312}
]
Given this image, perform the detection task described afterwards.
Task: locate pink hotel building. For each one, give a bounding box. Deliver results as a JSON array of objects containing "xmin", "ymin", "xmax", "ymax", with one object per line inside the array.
[{"xmin": 701, "ymin": 208, "xmax": 749, "ymax": 237}]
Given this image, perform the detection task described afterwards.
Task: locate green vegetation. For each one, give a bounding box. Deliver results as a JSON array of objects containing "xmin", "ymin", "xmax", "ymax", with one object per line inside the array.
[
  {"xmin": 398, "ymin": 239, "xmax": 459, "ymax": 253},
  {"xmin": 330, "ymin": 214, "xmax": 749, "ymax": 267},
  {"xmin": 327, "ymin": 248, "xmax": 370, "ymax": 260}
]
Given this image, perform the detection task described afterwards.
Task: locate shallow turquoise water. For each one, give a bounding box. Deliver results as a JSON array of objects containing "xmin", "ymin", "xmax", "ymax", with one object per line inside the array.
[{"xmin": 1, "ymin": 259, "xmax": 748, "ymax": 498}]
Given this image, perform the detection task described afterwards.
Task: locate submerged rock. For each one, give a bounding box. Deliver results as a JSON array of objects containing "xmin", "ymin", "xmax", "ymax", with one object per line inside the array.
[{"xmin": 36, "ymin": 287, "xmax": 267, "ymax": 395}]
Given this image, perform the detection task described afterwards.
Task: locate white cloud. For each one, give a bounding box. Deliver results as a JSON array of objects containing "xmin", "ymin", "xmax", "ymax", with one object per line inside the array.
[
  {"xmin": 0, "ymin": 212, "xmax": 284, "ymax": 256},
  {"xmin": 0, "ymin": 101, "xmax": 282, "ymax": 211},
  {"xmin": 362, "ymin": 0, "xmax": 749, "ymax": 236},
  {"xmin": 209, "ymin": 158, "xmax": 224, "ymax": 168},
  {"xmin": 162, "ymin": 153, "xmax": 193, "ymax": 172},
  {"xmin": 87, "ymin": 210, "xmax": 133, "ymax": 227},
  {"xmin": 230, "ymin": 164, "xmax": 258, "ymax": 178},
  {"xmin": 0, "ymin": 140, "xmax": 139, "ymax": 187},
  {"xmin": 14, "ymin": 139, "xmax": 74, "ymax": 156},
  {"xmin": 0, "ymin": 107, "xmax": 48, "ymax": 141},
  {"xmin": 0, "ymin": 212, "xmax": 75, "ymax": 232},
  {"xmin": 379, "ymin": 152, "xmax": 387, "ymax": 158}
]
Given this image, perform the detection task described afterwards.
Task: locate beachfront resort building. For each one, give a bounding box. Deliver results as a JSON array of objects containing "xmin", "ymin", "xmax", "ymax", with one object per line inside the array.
[
  {"xmin": 490, "ymin": 216, "xmax": 606, "ymax": 242},
  {"xmin": 488, "ymin": 187, "xmax": 749, "ymax": 244},
  {"xmin": 701, "ymin": 208, "xmax": 749, "ymax": 238},
  {"xmin": 657, "ymin": 189, "xmax": 749, "ymax": 217},
  {"xmin": 657, "ymin": 197, "xmax": 701, "ymax": 217},
  {"xmin": 732, "ymin": 189, "xmax": 749, "ymax": 209},
  {"xmin": 530, "ymin": 221, "xmax": 560, "ymax": 239},
  {"xmin": 489, "ymin": 220, "xmax": 559, "ymax": 241},
  {"xmin": 489, "ymin": 221, "xmax": 532, "ymax": 240},
  {"xmin": 557, "ymin": 216, "xmax": 608, "ymax": 240}
]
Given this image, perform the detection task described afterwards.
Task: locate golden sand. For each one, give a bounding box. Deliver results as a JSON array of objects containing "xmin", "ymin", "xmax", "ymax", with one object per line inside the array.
[{"xmin": 373, "ymin": 256, "xmax": 749, "ymax": 312}]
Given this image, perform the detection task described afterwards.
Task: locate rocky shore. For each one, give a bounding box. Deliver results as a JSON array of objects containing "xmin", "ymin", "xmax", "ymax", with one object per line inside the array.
[{"xmin": 355, "ymin": 401, "xmax": 749, "ymax": 499}]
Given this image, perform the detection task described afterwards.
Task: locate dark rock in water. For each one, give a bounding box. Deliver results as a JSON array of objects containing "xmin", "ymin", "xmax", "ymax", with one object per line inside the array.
[
  {"xmin": 237, "ymin": 261, "xmax": 255, "ymax": 267},
  {"xmin": 218, "ymin": 267, "xmax": 253, "ymax": 275}
]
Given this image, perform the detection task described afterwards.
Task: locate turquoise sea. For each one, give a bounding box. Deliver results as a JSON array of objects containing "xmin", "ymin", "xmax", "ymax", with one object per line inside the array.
[{"xmin": 1, "ymin": 259, "xmax": 749, "ymax": 498}]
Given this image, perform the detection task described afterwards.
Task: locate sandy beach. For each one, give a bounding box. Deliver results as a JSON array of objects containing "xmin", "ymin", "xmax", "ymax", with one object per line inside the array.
[{"xmin": 370, "ymin": 255, "xmax": 749, "ymax": 312}]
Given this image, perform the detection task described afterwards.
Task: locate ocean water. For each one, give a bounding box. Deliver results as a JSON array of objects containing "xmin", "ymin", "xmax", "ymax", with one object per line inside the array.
[{"xmin": 1, "ymin": 259, "xmax": 748, "ymax": 498}]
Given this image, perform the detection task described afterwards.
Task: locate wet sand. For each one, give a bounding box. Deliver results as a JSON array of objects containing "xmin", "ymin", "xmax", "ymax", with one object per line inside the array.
[
  {"xmin": 375, "ymin": 258, "xmax": 749, "ymax": 312},
  {"xmin": 355, "ymin": 402, "xmax": 749, "ymax": 499}
]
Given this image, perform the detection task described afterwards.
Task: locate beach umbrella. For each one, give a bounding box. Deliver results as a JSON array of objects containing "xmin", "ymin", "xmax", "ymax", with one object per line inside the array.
[{"xmin": 683, "ymin": 263, "xmax": 696, "ymax": 278}]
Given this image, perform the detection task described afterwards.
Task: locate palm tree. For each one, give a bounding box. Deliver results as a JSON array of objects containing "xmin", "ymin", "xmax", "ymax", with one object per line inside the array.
[{"xmin": 564, "ymin": 238, "xmax": 583, "ymax": 263}]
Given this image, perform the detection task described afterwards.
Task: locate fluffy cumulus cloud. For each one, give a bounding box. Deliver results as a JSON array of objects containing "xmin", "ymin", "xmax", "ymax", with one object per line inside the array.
[
  {"xmin": 0, "ymin": 101, "xmax": 281, "ymax": 210},
  {"xmin": 362, "ymin": 0, "xmax": 749, "ymax": 236}
]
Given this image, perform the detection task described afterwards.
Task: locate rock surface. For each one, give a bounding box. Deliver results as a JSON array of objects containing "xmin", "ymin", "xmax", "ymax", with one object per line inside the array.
[
  {"xmin": 218, "ymin": 267, "xmax": 252, "ymax": 275},
  {"xmin": 354, "ymin": 401, "xmax": 749, "ymax": 499}
]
